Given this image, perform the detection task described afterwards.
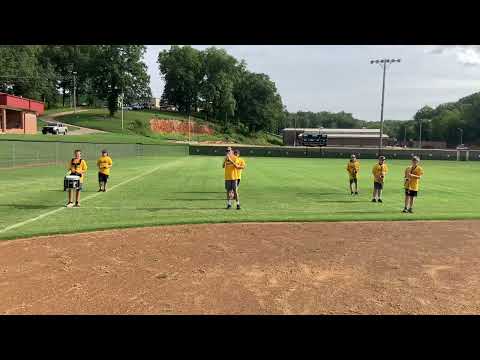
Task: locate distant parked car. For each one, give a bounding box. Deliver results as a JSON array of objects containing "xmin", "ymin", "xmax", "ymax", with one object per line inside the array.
[
  {"xmin": 42, "ymin": 123, "xmax": 68, "ymax": 135},
  {"xmin": 123, "ymin": 105, "xmax": 133, "ymax": 111}
]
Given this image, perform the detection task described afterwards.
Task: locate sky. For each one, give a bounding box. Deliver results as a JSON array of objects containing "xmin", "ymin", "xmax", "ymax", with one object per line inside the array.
[{"xmin": 143, "ymin": 45, "xmax": 480, "ymax": 121}]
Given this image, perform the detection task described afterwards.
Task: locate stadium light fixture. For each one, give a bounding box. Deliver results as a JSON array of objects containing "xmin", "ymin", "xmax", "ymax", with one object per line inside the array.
[{"xmin": 370, "ymin": 58, "xmax": 402, "ymax": 153}]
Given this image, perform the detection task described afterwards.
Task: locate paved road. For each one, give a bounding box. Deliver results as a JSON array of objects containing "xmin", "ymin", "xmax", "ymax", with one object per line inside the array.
[{"xmin": 42, "ymin": 110, "xmax": 107, "ymax": 135}]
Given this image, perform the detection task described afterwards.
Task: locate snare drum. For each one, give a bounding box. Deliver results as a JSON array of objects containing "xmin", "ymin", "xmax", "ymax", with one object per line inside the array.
[{"xmin": 64, "ymin": 175, "xmax": 81, "ymax": 190}]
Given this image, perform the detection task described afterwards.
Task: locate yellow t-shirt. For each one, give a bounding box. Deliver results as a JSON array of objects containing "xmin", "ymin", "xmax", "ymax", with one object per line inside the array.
[
  {"xmin": 346, "ymin": 160, "xmax": 360, "ymax": 179},
  {"xmin": 97, "ymin": 156, "xmax": 113, "ymax": 176},
  {"xmin": 224, "ymin": 155, "xmax": 239, "ymax": 180},
  {"xmin": 68, "ymin": 158, "xmax": 88, "ymax": 183},
  {"xmin": 372, "ymin": 163, "xmax": 388, "ymax": 183},
  {"xmin": 404, "ymin": 167, "xmax": 410, "ymax": 189},
  {"xmin": 407, "ymin": 165, "xmax": 424, "ymax": 191},
  {"xmin": 236, "ymin": 157, "xmax": 246, "ymax": 179}
]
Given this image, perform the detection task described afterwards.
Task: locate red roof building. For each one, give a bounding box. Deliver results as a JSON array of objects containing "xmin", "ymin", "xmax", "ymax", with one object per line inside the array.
[{"xmin": 0, "ymin": 93, "xmax": 45, "ymax": 134}]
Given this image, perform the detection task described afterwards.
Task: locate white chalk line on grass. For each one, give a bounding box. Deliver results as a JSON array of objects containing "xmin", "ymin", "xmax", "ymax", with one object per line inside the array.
[{"xmin": 0, "ymin": 158, "xmax": 185, "ymax": 234}]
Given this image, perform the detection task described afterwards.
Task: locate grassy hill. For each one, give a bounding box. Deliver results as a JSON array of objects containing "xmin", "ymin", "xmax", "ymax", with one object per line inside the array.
[{"xmin": 45, "ymin": 108, "xmax": 283, "ymax": 145}]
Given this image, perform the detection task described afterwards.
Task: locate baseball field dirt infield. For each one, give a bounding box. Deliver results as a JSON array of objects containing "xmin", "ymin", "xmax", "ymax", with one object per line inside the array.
[{"xmin": 1, "ymin": 220, "xmax": 480, "ymax": 315}]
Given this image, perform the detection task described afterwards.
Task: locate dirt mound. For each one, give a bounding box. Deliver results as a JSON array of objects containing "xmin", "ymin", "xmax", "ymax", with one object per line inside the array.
[
  {"xmin": 2, "ymin": 220, "xmax": 480, "ymax": 314},
  {"xmin": 150, "ymin": 119, "xmax": 214, "ymax": 135}
]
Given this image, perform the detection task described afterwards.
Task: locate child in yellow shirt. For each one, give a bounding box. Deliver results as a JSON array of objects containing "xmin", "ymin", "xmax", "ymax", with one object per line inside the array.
[{"xmin": 96, "ymin": 149, "xmax": 113, "ymax": 192}]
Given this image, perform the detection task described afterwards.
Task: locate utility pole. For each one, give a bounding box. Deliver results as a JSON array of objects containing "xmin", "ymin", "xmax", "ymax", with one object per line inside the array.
[
  {"xmin": 457, "ymin": 128, "xmax": 463, "ymax": 146},
  {"xmin": 73, "ymin": 71, "xmax": 77, "ymax": 114},
  {"xmin": 294, "ymin": 117, "xmax": 297, "ymax": 147},
  {"xmin": 370, "ymin": 58, "xmax": 401, "ymax": 153},
  {"xmin": 121, "ymin": 93, "xmax": 124, "ymax": 130},
  {"xmin": 418, "ymin": 119, "xmax": 422, "ymax": 149},
  {"xmin": 188, "ymin": 115, "xmax": 191, "ymax": 142},
  {"xmin": 404, "ymin": 125, "xmax": 407, "ymax": 147}
]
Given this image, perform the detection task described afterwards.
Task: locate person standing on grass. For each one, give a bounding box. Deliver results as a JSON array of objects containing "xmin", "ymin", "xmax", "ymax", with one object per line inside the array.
[
  {"xmin": 403, "ymin": 156, "xmax": 424, "ymax": 213},
  {"xmin": 66, "ymin": 149, "xmax": 87, "ymax": 208},
  {"xmin": 346, "ymin": 154, "xmax": 360, "ymax": 195},
  {"xmin": 233, "ymin": 149, "xmax": 246, "ymax": 190},
  {"xmin": 223, "ymin": 147, "xmax": 241, "ymax": 210},
  {"xmin": 372, "ymin": 155, "xmax": 388, "ymax": 203},
  {"xmin": 97, "ymin": 149, "xmax": 113, "ymax": 192}
]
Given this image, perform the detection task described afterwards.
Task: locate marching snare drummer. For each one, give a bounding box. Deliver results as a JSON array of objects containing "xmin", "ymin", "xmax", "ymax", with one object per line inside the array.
[
  {"xmin": 97, "ymin": 149, "xmax": 112, "ymax": 192},
  {"xmin": 66, "ymin": 149, "xmax": 88, "ymax": 208}
]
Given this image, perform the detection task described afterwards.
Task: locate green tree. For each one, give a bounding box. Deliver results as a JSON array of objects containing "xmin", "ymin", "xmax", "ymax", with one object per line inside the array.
[
  {"xmin": 0, "ymin": 45, "xmax": 59, "ymax": 106},
  {"xmin": 234, "ymin": 72, "xmax": 284, "ymax": 132},
  {"xmin": 92, "ymin": 45, "xmax": 151, "ymax": 116},
  {"xmin": 200, "ymin": 47, "xmax": 241, "ymax": 122},
  {"xmin": 158, "ymin": 46, "xmax": 204, "ymax": 115}
]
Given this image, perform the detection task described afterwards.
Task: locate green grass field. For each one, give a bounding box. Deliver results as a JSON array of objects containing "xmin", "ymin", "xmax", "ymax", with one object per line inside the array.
[{"xmin": 1, "ymin": 156, "xmax": 479, "ymax": 240}]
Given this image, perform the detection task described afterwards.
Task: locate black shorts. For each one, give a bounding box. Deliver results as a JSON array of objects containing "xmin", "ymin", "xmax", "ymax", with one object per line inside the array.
[
  {"xmin": 225, "ymin": 180, "xmax": 237, "ymax": 192},
  {"xmin": 349, "ymin": 178, "xmax": 357, "ymax": 184},
  {"xmin": 406, "ymin": 190, "xmax": 418, "ymax": 197},
  {"xmin": 98, "ymin": 172, "xmax": 109, "ymax": 183},
  {"xmin": 374, "ymin": 182, "xmax": 383, "ymax": 190},
  {"xmin": 237, "ymin": 179, "xmax": 241, "ymax": 187}
]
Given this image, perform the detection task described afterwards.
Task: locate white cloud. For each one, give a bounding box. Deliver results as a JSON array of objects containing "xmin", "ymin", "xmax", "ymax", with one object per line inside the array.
[{"xmin": 429, "ymin": 45, "xmax": 480, "ymax": 66}]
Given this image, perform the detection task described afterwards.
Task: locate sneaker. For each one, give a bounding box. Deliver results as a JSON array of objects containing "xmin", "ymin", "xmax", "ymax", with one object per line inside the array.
[
  {"xmin": 407, "ymin": 208, "xmax": 413, "ymax": 213},
  {"xmin": 237, "ymin": 204, "xmax": 241, "ymax": 210},
  {"xmin": 371, "ymin": 199, "xmax": 377, "ymax": 203},
  {"xmin": 102, "ymin": 189, "xmax": 106, "ymax": 192},
  {"xmin": 351, "ymin": 192, "xmax": 354, "ymax": 195},
  {"xmin": 66, "ymin": 202, "xmax": 74, "ymax": 208},
  {"xmin": 98, "ymin": 189, "xmax": 103, "ymax": 192},
  {"xmin": 402, "ymin": 208, "xmax": 408, "ymax": 213},
  {"xmin": 355, "ymin": 192, "xmax": 358, "ymax": 195},
  {"xmin": 378, "ymin": 199, "xmax": 383, "ymax": 203},
  {"xmin": 74, "ymin": 202, "xmax": 80, "ymax": 208},
  {"xmin": 226, "ymin": 205, "xmax": 232, "ymax": 209}
]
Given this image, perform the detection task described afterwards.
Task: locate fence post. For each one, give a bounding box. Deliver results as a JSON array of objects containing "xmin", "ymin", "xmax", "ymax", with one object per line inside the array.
[
  {"xmin": 457, "ymin": 150, "xmax": 460, "ymax": 161},
  {"xmin": 466, "ymin": 150, "xmax": 470, "ymax": 161},
  {"xmin": 55, "ymin": 142, "xmax": 59, "ymax": 165}
]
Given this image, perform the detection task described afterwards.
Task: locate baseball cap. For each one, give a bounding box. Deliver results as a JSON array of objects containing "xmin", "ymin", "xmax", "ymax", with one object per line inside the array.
[
  {"xmin": 412, "ymin": 156, "xmax": 420, "ymax": 161},
  {"xmin": 379, "ymin": 155, "xmax": 386, "ymax": 160}
]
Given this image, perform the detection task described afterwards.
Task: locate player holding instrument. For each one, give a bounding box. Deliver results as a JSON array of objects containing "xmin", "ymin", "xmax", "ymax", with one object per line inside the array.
[
  {"xmin": 403, "ymin": 156, "xmax": 424, "ymax": 213},
  {"xmin": 66, "ymin": 149, "xmax": 87, "ymax": 208},
  {"xmin": 371, "ymin": 155, "xmax": 388, "ymax": 203},
  {"xmin": 346, "ymin": 154, "xmax": 360, "ymax": 195},
  {"xmin": 97, "ymin": 149, "xmax": 113, "ymax": 192},
  {"xmin": 223, "ymin": 147, "xmax": 241, "ymax": 210},
  {"xmin": 233, "ymin": 149, "xmax": 246, "ymax": 189}
]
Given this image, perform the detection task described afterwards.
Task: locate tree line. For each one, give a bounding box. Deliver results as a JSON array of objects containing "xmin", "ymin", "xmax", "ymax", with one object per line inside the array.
[
  {"xmin": 0, "ymin": 45, "xmax": 151, "ymax": 116},
  {"xmin": 157, "ymin": 46, "xmax": 286, "ymax": 133}
]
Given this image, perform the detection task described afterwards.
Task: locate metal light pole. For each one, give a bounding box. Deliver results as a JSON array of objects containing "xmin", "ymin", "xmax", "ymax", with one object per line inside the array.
[
  {"xmin": 72, "ymin": 71, "xmax": 77, "ymax": 114},
  {"xmin": 370, "ymin": 58, "xmax": 401, "ymax": 153},
  {"xmin": 457, "ymin": 128, "xmax": 463, "ymax": 146},
  {"xmin": 404, "ymin": 125, "xmax": 407, "ymax": 147}
]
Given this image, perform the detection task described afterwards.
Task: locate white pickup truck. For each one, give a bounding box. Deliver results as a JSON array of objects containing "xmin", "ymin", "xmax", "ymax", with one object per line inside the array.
[{"xmin": 42, "ymin": 123, "xmax": 68, "ymax": 135}]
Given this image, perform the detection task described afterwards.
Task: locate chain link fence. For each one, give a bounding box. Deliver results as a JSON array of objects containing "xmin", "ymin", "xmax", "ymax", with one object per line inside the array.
[
  {"xmin": 189, "ymin": 144, "xmax": 480, "ymax": 161},
  {"xmin": 0, "ymin": 140, "xmax": 188, "ymax": 168}
]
